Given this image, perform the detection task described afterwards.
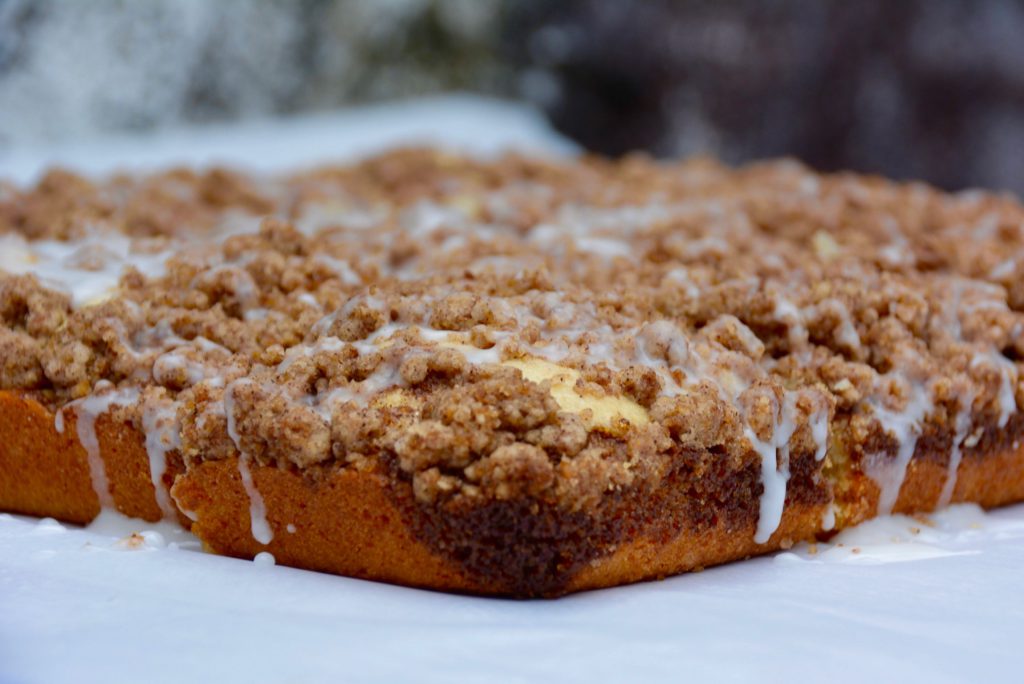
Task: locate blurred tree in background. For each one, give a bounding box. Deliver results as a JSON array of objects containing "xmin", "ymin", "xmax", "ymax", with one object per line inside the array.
[
  {"xmin": 1, "ymin": 0, "xmax": 1023, "ymax": 194},
  {"xmin": 508, "ymin": 0, "xmax": 1024, "ymax": 195},
  {"xmin": 0, "ymin": 0, "xmax": 507, "ymax": 139}
]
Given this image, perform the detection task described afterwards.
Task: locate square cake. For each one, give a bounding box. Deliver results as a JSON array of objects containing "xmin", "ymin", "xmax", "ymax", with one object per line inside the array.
[{"xmin": 1, "ymin": 150, "xmax": 1021, "ymax": 596}]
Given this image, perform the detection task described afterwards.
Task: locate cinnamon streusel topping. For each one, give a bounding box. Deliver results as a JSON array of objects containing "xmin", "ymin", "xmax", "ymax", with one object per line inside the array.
[{"xmin": 2, "ymin": 149, "xmax": 1022, "ymax": 545}]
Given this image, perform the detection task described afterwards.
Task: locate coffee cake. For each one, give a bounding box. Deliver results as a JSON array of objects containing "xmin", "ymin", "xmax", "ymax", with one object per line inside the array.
[{"xmin": 1, "ymin": 150, "xmax": 1022, "ymax": 596}]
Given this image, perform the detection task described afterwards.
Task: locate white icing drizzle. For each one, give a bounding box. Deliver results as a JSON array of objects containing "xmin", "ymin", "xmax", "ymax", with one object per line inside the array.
[
  {"xmin": 809, "ymin": 404, "xmax": 830, "ymax": 462},
  {"xmin": 772, "ymin": 296, "xmax": 861, "ymax": 356},
  {"xmin": 773, "ymin": 297, "xmax": 808, "ymax": 348},
  {"xmin": 224, "ymin": 380, "xmax": 273, "ymax": 545},
  {"xmin": 153, "ymin": 351, "xmax": 210, "ymax": 387},
  {"xmin": 821, "ymin": 503, "xmax": 836, "ymax": 532},
  {"xmin": 750, "ymin": 393, "xmax": 800, "ymax": 544},
  {"xmin": 314, "ymin": 254, "xmax": 362, "ymax": 285},
  {"xmin": 866, "ymin": 377, "xmax": 935, "ymax": 515},
  {"xmin": 253, "ymin": 551, "xmax": 276, "ymax": 566},
  {"xmin": 779, "ymin": 503, "xmax": 993, "ymax": 566},
  {"xmin": 664, "ymin": 267, "xmax": 700, "ymax": 299},
  {"xmin": 141, "ymin": 403, "xmax": 182, "ymax": 519},
  {"xmin": 990, "ymin": 257, "xmax": 1017, "ymax": 279},
  {"xmin": 937, "ymin": 389, "xmax": 977, "ymax": 509},
  {"xmin": 948, "ymin": 279, "xmax": 1019, "ymax": 429},
  {"xmin": 192, "ymin": 265, "xmax": 259, "ymax": 307},
  {"xmin": 0, "ymin": 232, "xmax": 171, "ymax": 307},
  {"xmin": 176, "ymin": 505, "xmax": 200, "ymax": 523},
  {"xmin": 573, "ymin": 236, "xmax": 635, "ymax": 260},
  {"xmin": 55, "ymin": 384, "xmax": 140, "ymax": 510},
  {"xmin": 878, "ymin": 217, "xmax": 913, "ymax": 268},
  {"xmin": 296, "ymin": 200, "xmax": 389, "ymax": 234},
  {"xmin": 971, "ymin": 351, "xmax": 1018, "ymax": 429},
  {"xmin": 820, "ymin": 299, "xmax": 862, "ymax": 353},
  {"xmin": 637, "ymin": 319, "xmax": 805, "ymax": 543}
]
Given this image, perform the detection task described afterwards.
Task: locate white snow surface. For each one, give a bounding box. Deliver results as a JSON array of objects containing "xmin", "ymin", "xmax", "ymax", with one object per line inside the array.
[
  {"xmin": 0, "ymin": 93, "xmax": 578, "ymax": 184},
  {"xmin": 3, "ymin": 505, "xmax": 1024, "ymax": 683}
]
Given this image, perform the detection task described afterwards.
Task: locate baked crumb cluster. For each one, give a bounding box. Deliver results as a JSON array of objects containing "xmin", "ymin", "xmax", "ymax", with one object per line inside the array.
[{"xmin": 1, "ymin": 150, "xmax": 1022, "ymax": 539}]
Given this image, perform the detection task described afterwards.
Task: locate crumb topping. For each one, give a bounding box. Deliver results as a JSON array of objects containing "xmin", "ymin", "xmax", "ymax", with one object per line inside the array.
[{"xmin": 2, "ymin": 150, "xmax": 1022, "ymax": 531}]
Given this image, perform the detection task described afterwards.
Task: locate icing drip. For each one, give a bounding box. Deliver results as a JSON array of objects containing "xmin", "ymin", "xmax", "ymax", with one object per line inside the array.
[
  {"xmin": 821, "ymin": 503, "xmax": 836, "ymax": 532},
  {"xmin": 224, "ymin": 381, "xmax": 273, "ymax": 545},
  {"xmin": 141, "ymin": 404, "xmax": 181, "ymax": 519},
  {"xmin": 237, "ymin": 456, "xmax": 272, "ymax": 545},
  {"xmin": 950, "ymin": 280, "xmax": 1018, "ymax": 429},
  {"xmin": 253, "ymin": 551, "xmax": 276, "ymax": 566},
  {"xmin": 938, "ymin": 390, "xmax": 977, "ymax": 509},
  {"xmin": 639, "ymin": 319, "xmax": 808, "ymax": 542},
  {"xmin": 55, "ymin": 384, "xmax": 140, "ymax": 510},
  {"xmin": 809, "ymin": 404, "xmax": 830, "ymax": 462},
  {"xmin": 750, "ymin": 394, "xmax": 800, "ymax": 544},
  {"xmin": 866, "ymin": 378, "xmax": 935, "ymax": 515},
  {"xmin": 964, "ymin": 352, "xmax": 1018, "ymax": 430}
]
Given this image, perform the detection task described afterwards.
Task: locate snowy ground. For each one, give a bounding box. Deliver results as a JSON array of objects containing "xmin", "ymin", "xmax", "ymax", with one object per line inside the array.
[
  {"xmin": 0, "ymin": 93, "xmax": 577, "ymax": 184},
  {"xmin": 3, "ymin": 505, "xmax": 1024, "ymax": 683}
]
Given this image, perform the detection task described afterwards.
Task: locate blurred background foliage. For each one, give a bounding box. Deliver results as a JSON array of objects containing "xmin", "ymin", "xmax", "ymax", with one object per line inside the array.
[{"xmin": 1, "ymin": 0, "xmax": 1023, "ymax": 194}]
